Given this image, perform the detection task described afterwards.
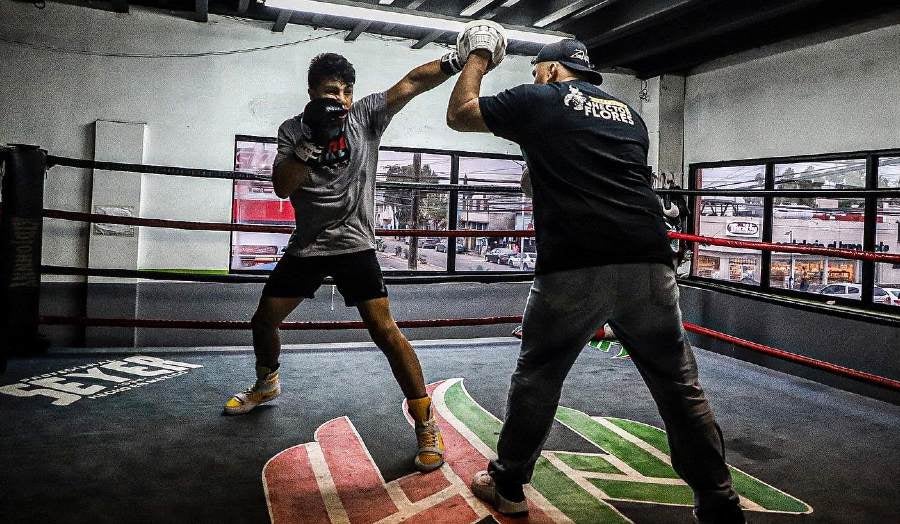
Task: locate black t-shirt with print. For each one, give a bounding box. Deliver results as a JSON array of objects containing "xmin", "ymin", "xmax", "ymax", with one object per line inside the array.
[{"xmin": 479, "ymin": 80, "xmax": 673, "ymax": 274}]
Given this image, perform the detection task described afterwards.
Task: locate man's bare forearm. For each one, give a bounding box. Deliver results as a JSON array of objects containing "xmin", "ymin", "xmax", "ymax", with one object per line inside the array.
[
  {"xmin": 386, "ymin": 59, "xmax": 454, "ymax": 113},
  {"xmin": 447, "ymin": 52, "xmax": 491, "ymax": 132},
  {"xmin": 272, "ymin": 156, "xmax": 310, "ymax": 198},
  {"xmin": 409, "ymin": 60, "xmax": 453, "ymax": 92}
]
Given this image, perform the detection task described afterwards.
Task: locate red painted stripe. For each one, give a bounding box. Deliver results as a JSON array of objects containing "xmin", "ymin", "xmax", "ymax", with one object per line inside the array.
[
  {"xmin": 402, "ymin": 494, "xmax": 479, "ymax": 524},
  {"xmin": 425, "ymin": 382, "xmax": 556, "ymax": 523},
  {"xmin": 398, "ymin": 468, "xmax": 451, "ymax": 504},
  {"xmin": 317, "ymin": 417, "xmax": 397, "ymax": 524},
  {"xmin": 262, "ymin": 445, "xmax": 330, "ymax": 524}
]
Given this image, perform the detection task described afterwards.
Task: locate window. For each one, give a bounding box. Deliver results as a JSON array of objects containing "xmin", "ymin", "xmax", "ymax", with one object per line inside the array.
[
  {"xmin": 876, "ymin": 156, "xmax": 900, "ymax": 307},
  {"xmin": 772, "ymin": 160, "xmax": 866, "ymax": 297},
  {"xmin": 693, "ymin": 165, "xmax": 765, "ymax": 285},
  {"xmin": 458, "ymin": 157, "xmax": 530, "ymax": 272},
  {"xmin": 690, "ymin": 151, "xmax": 900, "ymax": 311},
  {"xmin": 229, "ymin": 141, "xmax": 528, "ymax": 275},
  {"xmin": 375, "ymin": 150, "xmax": 451, "ymax": 272},
  {"xmin": 231, "ymin": 136, "xmax": 286, "ymax": 272}
]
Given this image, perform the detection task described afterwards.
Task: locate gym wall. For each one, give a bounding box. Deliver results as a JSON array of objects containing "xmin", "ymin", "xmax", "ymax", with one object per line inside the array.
[
  {"xmin": 683, "ymin": 22, "xmax": 900, "ymax": 167},
  {"xmin": 0, "ymin": 1, "xmax": 643, "ymax": 275}
]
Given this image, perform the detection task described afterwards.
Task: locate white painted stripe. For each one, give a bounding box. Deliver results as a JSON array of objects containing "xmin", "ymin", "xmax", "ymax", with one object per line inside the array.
[
  {"xmin": 542, "ymin": 452, "xmax": 635, "ymax": 523},
  {"xmin": 434, "ymin": 379, "xmax": 574, "ymax": 523},
  {"xmin": 432, "ymin": 379, "xmax": 499, "ymax": 461},
  {"xmin": 592, "ymin": 417, "xmax": 673, "ymax": 464},
  {"xmin": 597, "ymin": 418, "xmax": 768, "ymax": 512},
  {"xmin": 380, "ymin": 481, "xmax": 414, "ymax": 522},
  {"xmin": 577, "ymin": 472, "xmax": 686, "ymax": 485},
  {"xmin": 549, "ymin": 450, "xmax": 644, "ymax": 479},
  {"xmin": 306, "ymin": 442, "xmax": 352, "ymax": 523}
]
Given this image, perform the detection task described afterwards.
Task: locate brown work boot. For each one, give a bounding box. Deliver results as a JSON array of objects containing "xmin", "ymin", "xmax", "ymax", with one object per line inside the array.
[{"xmin": 407, "ymin": 396, "xmax": 445, "ymax": 472}]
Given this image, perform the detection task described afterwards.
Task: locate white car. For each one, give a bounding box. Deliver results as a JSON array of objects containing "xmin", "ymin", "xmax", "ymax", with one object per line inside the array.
[
  {"xmin": 507, "ymin": 252, "xmax": 537, "ymax": 269},
  {"xmin": 876, "ymin": 287, "xmax": 900, "ymax": 306},
  {"xmin": 819, "ymin": 283, "xmax": 861, "ymax": 299},
  {"xmin": 819, "ymin": 284, "xmax": 898, "ymax": 304}
]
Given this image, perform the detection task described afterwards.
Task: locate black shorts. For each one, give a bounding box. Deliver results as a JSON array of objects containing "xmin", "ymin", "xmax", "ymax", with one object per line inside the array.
[{"xmin": 262, "ymin": 249, "xmax": 388, "ymax": 306}]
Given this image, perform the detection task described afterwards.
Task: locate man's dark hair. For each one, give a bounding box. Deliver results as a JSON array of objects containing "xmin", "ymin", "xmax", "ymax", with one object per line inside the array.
[{"xmin": 308, "ymin": 53, "xmax": 356, "ymax": 89}]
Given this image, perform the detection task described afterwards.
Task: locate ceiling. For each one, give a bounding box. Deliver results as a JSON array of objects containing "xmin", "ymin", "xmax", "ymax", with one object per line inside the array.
[{"xmin": 26, "ymin": 0, "xmax": 900, "ymax": 78}]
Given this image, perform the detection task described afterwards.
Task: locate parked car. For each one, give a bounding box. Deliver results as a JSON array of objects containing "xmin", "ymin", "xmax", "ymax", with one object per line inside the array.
[
  {"xmin": 421, "ymin": 238, "xmax": 439, "ymax": 249},
  {"xmin": 882, "ymin": 287, "xmax": 900, "ymax": 306},
  {"xmin": 819, "ymin": 283, "xmax": 861, "ymax": 299},
  {"xmin": 436, "ymin": 241, "xmax": 465, "ymax": 253},
  {"xmin": 507, "ymin": 252, "xmax": 537, "ymax": 269},
  {"xmin": 819, "ymin": 283, "xmax": 897, "ymax": 304},
  {"xmin": 485, "ymin": 248, "xmax": 515, "ymax": 264},
  {"xmin": 873, "ymin": 286, "xmax": 896, "ymax": 305}
]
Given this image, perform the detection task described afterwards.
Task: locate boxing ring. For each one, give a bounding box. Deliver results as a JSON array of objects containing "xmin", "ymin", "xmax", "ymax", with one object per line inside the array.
[{"xmin": 2, "ymin": 144, "xmax": 900, "ymax": 523}]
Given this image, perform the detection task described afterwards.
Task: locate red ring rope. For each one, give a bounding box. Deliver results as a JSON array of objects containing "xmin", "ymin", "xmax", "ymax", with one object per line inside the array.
[
  {"xmin": 683, "ymin": 322, "xmax": 900, "ymax": 391},
  {"xmin": 38, "ymin": 315, "xmax": 523, "ymax": 330},
  {"xmin": 39, "ymin": 208, "xmax": 900, "ymax": 262},
  {"xmin": 672, "ymin": 232, "xmax": 900, "ymax": 264},
  {"xmin": 38, "ymin": 315, "xmax": 899, "ymax": 391}
]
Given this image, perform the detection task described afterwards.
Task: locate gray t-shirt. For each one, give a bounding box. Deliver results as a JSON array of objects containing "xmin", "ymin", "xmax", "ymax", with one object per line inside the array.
[{"xmin": 273, "ymin": 92, "xmax": 394, "ymax": 257}]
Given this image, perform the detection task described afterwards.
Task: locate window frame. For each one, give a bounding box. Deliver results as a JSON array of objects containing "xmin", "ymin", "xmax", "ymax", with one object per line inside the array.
[
  {"xmin": 229, "ymin": 139, "xmax": 529, "ymax": 276},
  {"xmin": 687, "ymin": 147, "xmax": 900, "ymax": 315}
]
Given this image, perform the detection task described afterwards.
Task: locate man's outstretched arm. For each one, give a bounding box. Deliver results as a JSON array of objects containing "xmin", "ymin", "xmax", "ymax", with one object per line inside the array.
[
  {"xmin": 385, "ymin": 55, "xmax": 458, "ymax": 115},
  {"xmin": 446, "ymin": 51, "xmax": 491, "ymax": 133}
]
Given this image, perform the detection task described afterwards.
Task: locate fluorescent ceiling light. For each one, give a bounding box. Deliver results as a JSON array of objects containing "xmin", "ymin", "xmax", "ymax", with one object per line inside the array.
[
  {"xmin": 460, "ymin": 0, "xmax": 494, "ymax": 17},
  {"xmin": 534, "ymin": 0, "xmax": 598, "ymax": 28},
  {"xmin": 266, "ymin": 0, "xmax": 566, "ymax": 44}
]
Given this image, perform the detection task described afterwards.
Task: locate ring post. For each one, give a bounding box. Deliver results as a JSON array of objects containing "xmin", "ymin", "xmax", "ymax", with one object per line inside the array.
[{"xmin": 1, "ymin": 144, "xmax": 48, "ymax": 372}]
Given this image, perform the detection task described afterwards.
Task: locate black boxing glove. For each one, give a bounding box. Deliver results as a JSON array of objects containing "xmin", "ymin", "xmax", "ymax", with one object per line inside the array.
[
  {"xmin": 297, "ymin": 98, "xmax": 351, "ymax": 168},
  {"xmin": 440, "ymin": 51, "xmax": 463, "ymax": 75}
]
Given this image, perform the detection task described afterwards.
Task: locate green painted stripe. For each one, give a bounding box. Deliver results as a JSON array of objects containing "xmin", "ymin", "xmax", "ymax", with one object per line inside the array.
[
  {"xmin": 553, "ymin": 452, "xmax": 621, "ymax": 474},
  {"xmin": 444, "ymin": 382, "xmax": 628, "ymax": 523},
  {"xmin": 729, "ymin": 467, "xmax": 810, "ymax": 513},
  {"xmin": 443, "ymin": 381, "xmax": 501, "ymax": 450},
  {"xmin": 608, "ymin": 418, "xmax": 810, "ymax": 513},
  {"xmin": 556, "ymin": 407, "xmax": 678, "ymax": 479},
  {"xmin": 532, "ymin": 458, "xmax": 630, "ymax": 523},
  {"xmin": 443, "ymin": 382, "xmax": 810, "ymax": 518},
  {"xmin": 590, "ymin": 478, "xmax": 694, "ymax": 505},
  {"xmin": 589, "ymin": 340, "xmax": 612, "ymax": 352},
  {"xmin": 607, "ymin": 417, "xmax": 671, "ymax": 454}
]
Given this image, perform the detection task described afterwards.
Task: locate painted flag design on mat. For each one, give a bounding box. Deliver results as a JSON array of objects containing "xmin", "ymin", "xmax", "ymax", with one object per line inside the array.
[{"xmin": 263, "ymin": 378, "xmax": 810, "ymax": 523}]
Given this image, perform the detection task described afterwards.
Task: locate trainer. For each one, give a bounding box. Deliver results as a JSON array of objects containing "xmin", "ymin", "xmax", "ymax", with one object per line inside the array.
[{"xmin": 447, "ymin": 34, "xmax": 745, "ymax": 524}]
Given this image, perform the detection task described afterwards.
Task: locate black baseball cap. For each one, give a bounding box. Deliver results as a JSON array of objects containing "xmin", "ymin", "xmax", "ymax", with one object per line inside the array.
[{"xmin": 532, "ymin": 38, "xmax": 603, "ymax": 85}]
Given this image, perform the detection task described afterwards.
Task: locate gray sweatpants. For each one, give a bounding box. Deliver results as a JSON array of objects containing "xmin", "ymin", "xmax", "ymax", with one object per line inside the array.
[{"xmin": 489, "ymin": 263, "xmax": 741, "ymax": 516}]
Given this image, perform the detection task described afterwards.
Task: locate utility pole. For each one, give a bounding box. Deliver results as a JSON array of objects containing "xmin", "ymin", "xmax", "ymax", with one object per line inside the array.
[{"xmin": 408, "ymin": 153, "xmax": 421, "ymax": 270}]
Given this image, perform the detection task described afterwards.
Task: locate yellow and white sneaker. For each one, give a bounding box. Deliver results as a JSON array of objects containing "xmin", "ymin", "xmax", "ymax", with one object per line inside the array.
[
  {"xmin": 223, "ymin": 367, "xmax": 281, "ymax": 415},
  {"xmin": 408, "ymin": 396, "xmax": 445, "ymax": 472}
]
